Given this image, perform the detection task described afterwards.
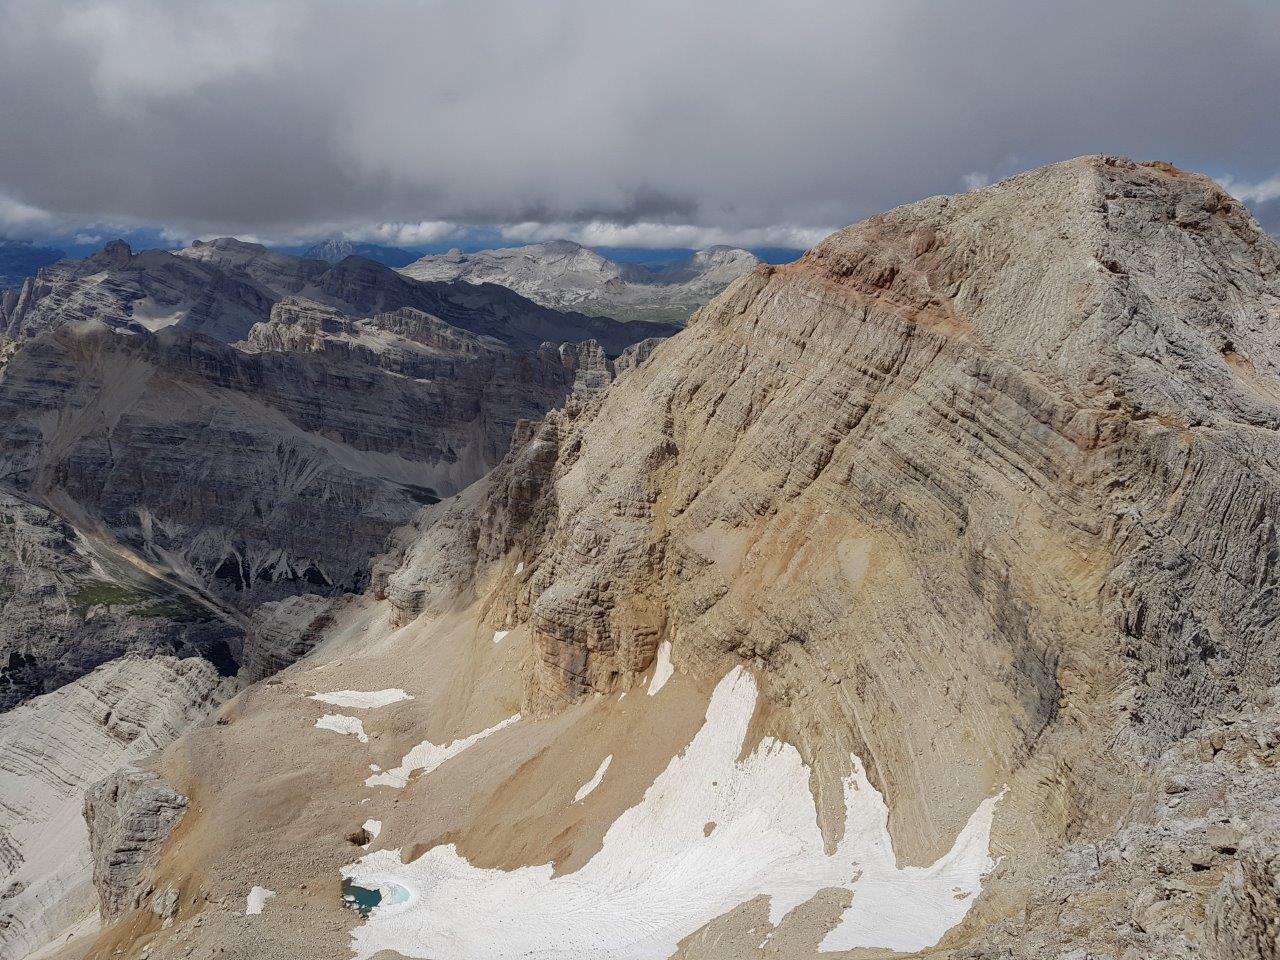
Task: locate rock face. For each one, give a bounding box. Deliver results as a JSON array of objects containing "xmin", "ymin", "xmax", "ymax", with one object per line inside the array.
[
  {"xmin": 84, "ymin": 766, "xmax": 191, "ymax": 924},
  {"xmin": 1207, "ymin": 833, "xmax": 1280, "ymax": 960},
  {"xmin": 0, "ymin": 655, "xmax": 228, "ymax": 960},
  {"xmin": 401, "ymin": 240, "xmax": 761, "ymax": 324},
  {"xmin": 381, "ymin": 156, "xmax": 1280, "ymax": 895},
  {"xmin": 238, "ymin": 593, "xmax": 337, "ymax": 684},
  {"xmin": 956, "ymin": 689, "xmax": 1280, "ymax": 958},
  {"xmin": 0, "ymin": 309, "xmax": 589, "ymax": 606}
]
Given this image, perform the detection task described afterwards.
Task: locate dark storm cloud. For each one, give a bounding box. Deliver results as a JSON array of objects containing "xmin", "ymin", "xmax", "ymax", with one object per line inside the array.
[{"xmin": 1, "ymin": 0, "xmax": 1278, "ymax": 245}]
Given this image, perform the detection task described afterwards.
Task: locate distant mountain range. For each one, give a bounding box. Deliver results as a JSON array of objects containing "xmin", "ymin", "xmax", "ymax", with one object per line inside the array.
[
  {"xmin": 400, "ymin": 239, "xmax": 762, "ymax": 323},
  {"xmin": 300, "ymin": 238, "xmax": 420, "ymax": 267},
  {"xmin": 0, "ymin": 239, "xmax": 65, "ymax": 289}
]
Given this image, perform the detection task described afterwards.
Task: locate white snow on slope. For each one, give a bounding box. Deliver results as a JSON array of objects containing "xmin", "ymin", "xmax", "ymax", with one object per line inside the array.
[
  {"xmin": 573, "ymin": 756, "xmax": 612, "ymax": 803},
  {"xmin": 365, "ymin": 715, "xmax": 521, "ymax": 788},
  {"xmin": 343, "ymin": 668, "xmax": 1003, "ymax": 959},
  {"xmin": 647, "ymin": 641, "xmax": 674, "ymax": 695},
  {"xmin": 492, "ymin": 630, "xmax": 510, "ymax": 644},
  {"xmin": 245, "ymin": 886, "xmax": 275, "ymax": 916},
  {"xmin": 316, "ymin": 714, "xmax": 369, "ymax": 744},
  {"xmin": 310, "ymin": 689, "xmax": 414, "ymax": 709}
]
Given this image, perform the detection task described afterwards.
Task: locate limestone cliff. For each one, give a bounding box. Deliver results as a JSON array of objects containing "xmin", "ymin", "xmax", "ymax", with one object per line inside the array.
[
  {"xmin": 0, "ymin": 656, "xmax": 228, "ymax": 960},
  {"xmin": 84, "ymin": 767, "xmax": 192, "ymax": 926}
]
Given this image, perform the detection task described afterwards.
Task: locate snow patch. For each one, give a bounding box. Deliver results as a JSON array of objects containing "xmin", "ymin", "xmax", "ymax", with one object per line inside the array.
[
  {"xmin": 572, "ymin": 755, "xmax": 612, "ymax": 803},
  {"xmin": 492, "ymin": 630, "xmax": 510, "ymax": 644},
  {"xmin": 362, "ymin": 819, "xmax": 383, "ymax": 848},
  {"xmin": 316, "ymin": 714, "xmax": 369, "ymax": 744},
  {"xmin": 647, "ymin": 641, "xmax": 674, "ymax": 695},
  {"xmin": 365, "ymin": 715, "xmax": 521, "ymax": 788},
  {"xmin": 310, "ymin": 689, "xmax": 414, "ymax": 709},
  {"xmin": 245, "ymin": 886, "xmax": 275, "ymax": 916},
  {"xmin": 343, "ymin": 668, "xmax": 1003, "ymax": 960},
  {"xmin": 515, "ymin": 562, "xmax": 525, "ymax": 574}
]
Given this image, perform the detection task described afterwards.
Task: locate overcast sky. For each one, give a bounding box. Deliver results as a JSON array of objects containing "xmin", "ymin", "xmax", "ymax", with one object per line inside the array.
[{"xmin": 2, "ymin": 0, "xmax": 1279, "ymax": 250}]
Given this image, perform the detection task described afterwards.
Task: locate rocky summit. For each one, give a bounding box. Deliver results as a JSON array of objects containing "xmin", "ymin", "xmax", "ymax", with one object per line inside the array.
[
  {"xmin": 1, "ymin": 157, "xmax": 1278, "ymax": 960},
  {"xmin": 401, "ymin": 240, "xmax": 762, "ymax": 324}
]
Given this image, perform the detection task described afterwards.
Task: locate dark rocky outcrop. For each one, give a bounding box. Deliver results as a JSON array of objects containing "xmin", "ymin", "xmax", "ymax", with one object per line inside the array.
[{"xmin": 84, "ymin": 766, "xmax": 190, "ymax": 923}]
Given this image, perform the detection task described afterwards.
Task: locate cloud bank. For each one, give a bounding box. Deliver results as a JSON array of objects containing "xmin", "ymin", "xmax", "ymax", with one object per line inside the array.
[{"xmin": 1, "ymin": 0, "xmax": 1279, "ymax": 247}]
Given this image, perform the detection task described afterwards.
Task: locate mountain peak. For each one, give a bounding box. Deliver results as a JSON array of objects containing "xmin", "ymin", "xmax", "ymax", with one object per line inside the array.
[
  {"xmin": 97, "ymin": 239, "xmax": 133, "ymax": 265},
  {"xmin": 302, "ymin": 238, "xmax": 420, "ymax": 267},
  {"xmin": 534, "ymin": 239, "xmax": 589, "ymax": 255},
  {"xmin": 194, "ymin": 237, "xmax": 269, "ymax": 254},
  {"xmin": 400, "ymin": 240, "xmax": 759, "ymax": 323}
]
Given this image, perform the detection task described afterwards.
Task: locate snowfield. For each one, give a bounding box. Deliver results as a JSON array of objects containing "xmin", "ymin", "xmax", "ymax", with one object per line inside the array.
[
  {"xmin": 245, "ymin": 886, "xmax": 274, "ymax": 916},
  {"xmin": 315, "ymin": 714, "xmax": 369, "ymax": 744},
  {"xmin": 309, "ymin": 689, "xmax": 414, "ymax": 709},
  {"xmin": 365, "ymin": 714, "xmax": 521, "ymax": 789},
  {"xmin": 342, "ymin": 668, "xmax": 1003, "ymax": 959},
  {"xmin": 647, "ymin": 641, "xmax": 674, "ymax": 695},
  {"xmin": 573, "ymin": 755, "xmax": 612, "ymax": 803}
]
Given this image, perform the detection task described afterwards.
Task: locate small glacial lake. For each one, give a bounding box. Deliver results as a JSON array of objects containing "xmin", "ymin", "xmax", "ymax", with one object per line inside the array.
[
  {"xmin": 341, "ymin": 879, "xmax": 382, "ymax": 916},
  {"xmin": 342, "ymin": 878, "xmax": 411, "ymax": 917}
]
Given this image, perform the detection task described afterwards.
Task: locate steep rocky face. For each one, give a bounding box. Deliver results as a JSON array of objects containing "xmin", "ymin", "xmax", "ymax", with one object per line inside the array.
[
  {"xmin": 955, "ymin": 689, "xmax": 1280, "ymax": 959},
  {"xmin": 1207, "ymin": 831, "xmax": 1280, "ymax": 960},
  {"xmin": 84, "ymin": 767, "xmax": 192, "ymax": 925},
  {"xmin": 380, "ymin": 156, "xmax": 1280, "ymax": 891},
  {"xmin": 401, "ymin": 240, "xmax": 761, "ymax": 324},
  {"xmin": 0, "ymin": 655, "xmax": 228, "ymax": 960},
  {"xmin": 0, "ymin": 238, "xmax": 676, "ymax": 352},
  {"xmin": 237, "ymin": 593, "xmax": 337, "ymax": 684},
  {"xmin": 0, "ymin": 311, "xmax": 582, "ymax": 616}
]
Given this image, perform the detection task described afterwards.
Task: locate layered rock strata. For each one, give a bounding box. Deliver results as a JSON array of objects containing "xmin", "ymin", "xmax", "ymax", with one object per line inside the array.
[
  {"xmin": 84, "ymin": 767, "xmax": 192, "ymax": 925},
  {"xmin": 0, "ymin": 656, "xmax": 228, "ymax": 960}
]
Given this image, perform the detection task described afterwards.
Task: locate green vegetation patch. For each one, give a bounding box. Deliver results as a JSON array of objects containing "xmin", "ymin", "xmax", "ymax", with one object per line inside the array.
[{"xmin": 68, "ymin": 579, "xmax": 216, "ymax": 622}]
